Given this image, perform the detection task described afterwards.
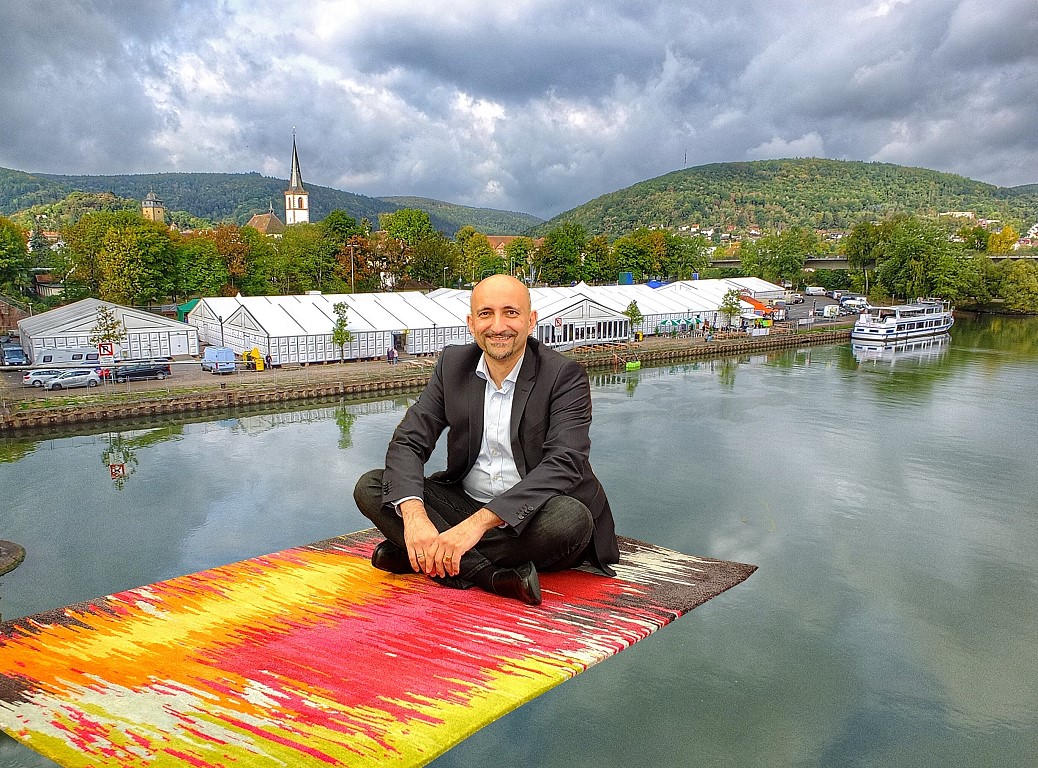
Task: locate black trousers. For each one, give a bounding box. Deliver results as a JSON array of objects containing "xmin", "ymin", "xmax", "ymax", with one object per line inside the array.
[{"xmin": 353, "ymin": 469, "xmax": 594, "ymax": 588}]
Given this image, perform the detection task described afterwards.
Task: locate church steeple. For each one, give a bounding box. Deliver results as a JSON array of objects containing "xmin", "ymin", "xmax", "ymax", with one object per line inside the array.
[{"xmin": 284, "ymin": 132, "xmax": 309, "ymax": 225}]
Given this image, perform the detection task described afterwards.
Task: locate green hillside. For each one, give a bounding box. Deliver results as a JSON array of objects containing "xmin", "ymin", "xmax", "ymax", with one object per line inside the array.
[
  {"xmin": 379, "ymin": 196, "xmax": 543, "ymax": 235},
  {"xmin": 0, "ymin": 169, "xmax": 534, "ymax": 235},
  {"xmin": 532, "ymin": 158, "xmax": 1038, "ymax": 238},
  {"xmin": 0, "ymin": 168, "xmax": 402, "ymax": 226}
]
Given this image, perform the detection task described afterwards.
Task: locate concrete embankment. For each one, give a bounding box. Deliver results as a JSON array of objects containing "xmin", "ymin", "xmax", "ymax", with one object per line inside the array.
[{"xmin": 0, "ymin": 328, "xmax": 850, "ymax": 433}]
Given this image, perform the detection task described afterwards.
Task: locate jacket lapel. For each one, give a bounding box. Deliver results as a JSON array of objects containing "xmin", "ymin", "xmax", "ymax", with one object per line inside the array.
[
  {"xmin": 509, "ymin": 345, "xmax": 538, "ymax": 476},
  {"xmin": 466, "ymin": 366, "xmax": 485, "ymax": 470}
]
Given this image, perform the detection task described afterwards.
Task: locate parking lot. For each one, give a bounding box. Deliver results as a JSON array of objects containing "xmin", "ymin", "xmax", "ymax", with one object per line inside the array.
[{"xmin": 0, "ymin": 358, "xmax": 227, "ymax": 401}]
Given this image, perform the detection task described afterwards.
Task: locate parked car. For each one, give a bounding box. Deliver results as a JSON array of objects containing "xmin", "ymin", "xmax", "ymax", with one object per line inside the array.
[
  {"xmin": 786, "ymin": 293, "xmax": 804, "ymax": 304},
  {"xmin": 22, "ymin": 369, "xmax": 66, "ymax": 388},
  {"xmin": 44, "ymin": 369, "xmax": 102, "ymax": 390},
  {"xmin": 113, "ymin": 361, "xmax": 172, "ymax": 383}
]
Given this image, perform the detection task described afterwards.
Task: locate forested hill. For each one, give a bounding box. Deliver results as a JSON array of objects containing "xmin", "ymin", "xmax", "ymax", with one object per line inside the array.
[
  {"xmin": 0, "ymin": 168, "xmax": 538, "ymax": 235},
  {"xmin": 533, "ymin": 158, "xmax": 1038, "ymax": 238},
  {"xmin": 379, "ymin": 196, "xmax": 543, "ymax": 235}
]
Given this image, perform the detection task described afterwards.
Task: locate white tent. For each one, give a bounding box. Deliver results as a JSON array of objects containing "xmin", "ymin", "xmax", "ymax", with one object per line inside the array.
[{"xmin": 17, "ymin": 298, "xmax": 199, "ymax": 363}]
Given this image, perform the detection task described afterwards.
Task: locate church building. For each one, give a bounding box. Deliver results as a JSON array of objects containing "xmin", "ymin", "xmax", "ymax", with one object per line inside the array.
[{"xmin": 284, "ymin": 135, "xmax": 309, "ymax": 225}]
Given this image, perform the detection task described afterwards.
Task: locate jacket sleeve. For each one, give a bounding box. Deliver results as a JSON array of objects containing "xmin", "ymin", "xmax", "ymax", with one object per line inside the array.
[{"xmin": 381, "ymin": 354, "xmax": 450, "ymax": 506}]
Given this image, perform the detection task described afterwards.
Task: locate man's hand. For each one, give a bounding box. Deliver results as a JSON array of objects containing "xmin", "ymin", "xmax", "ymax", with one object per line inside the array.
[
  {"xmin": 400, "ymin": 503, "xmax": 503, "ymax": 578},
  {"xmin": 426, "ymin": 508, "xmax": 502, "ymax": 577},
  {"xmin": 400, "ymin": 499, "xmax": 439, "ymax": 573}
]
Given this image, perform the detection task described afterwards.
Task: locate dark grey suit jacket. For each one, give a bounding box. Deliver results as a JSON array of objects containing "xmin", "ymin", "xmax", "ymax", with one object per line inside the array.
[{"xmin": 382, "ymin": 337, "xmax": 620, "ymax": 572}]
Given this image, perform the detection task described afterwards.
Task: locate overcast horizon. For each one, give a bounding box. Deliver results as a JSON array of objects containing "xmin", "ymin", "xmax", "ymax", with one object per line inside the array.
[{"xmin": 2, "ymin": 1, "xmax": 1036, "ymax": 220}]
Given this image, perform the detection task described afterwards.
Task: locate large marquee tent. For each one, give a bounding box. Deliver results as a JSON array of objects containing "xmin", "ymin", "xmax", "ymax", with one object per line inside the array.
[{"xmin": 16, "ymin": 298, "xmax": 199, "ymax": 364}]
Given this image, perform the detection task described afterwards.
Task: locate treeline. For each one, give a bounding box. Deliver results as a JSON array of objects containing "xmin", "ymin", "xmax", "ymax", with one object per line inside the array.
[
  {"xmin": 0, "ymin": 207, "xmax": 713, "ymax": 307},
  {"xmin": 737, "ymin": 215, "xmax": 1038, "ymax": 312},
  {"xmin": 538, "ymin": 158, "xmax": 1038, "ymax": 238},
  {"xmin": 2, "ymin": 205, "xmax": 1036, "ymax": 315}
]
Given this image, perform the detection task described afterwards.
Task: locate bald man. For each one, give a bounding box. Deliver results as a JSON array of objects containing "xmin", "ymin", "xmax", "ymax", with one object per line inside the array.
[{"xmin": 353, "ymin": 275, "xmax": 619, "ymax": 605}]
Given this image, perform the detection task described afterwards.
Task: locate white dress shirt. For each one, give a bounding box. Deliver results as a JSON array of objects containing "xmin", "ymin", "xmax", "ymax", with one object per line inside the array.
[{"xmin": 461, "ymin": 353, "xmax": 524, "ymax": 503}]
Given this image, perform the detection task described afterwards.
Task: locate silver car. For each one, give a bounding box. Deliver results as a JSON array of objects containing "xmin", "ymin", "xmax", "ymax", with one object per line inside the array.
[
  {"xmin": 43, "ymin": 368, "xmax": 102, "ymax": 390},
  {"xmin": 22, "ymin": 369, "xmax": 65, "ymax": 387}
]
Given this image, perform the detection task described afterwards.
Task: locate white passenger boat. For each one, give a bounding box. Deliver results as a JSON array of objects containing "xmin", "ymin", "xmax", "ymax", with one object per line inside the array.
[{"xmin": 850, "ymin": 298, "xmax": 954, "ymax": 342}]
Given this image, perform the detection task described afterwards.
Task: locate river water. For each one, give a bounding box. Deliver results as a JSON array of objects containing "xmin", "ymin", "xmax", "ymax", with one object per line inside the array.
[{"xmin": 2, "ymin": 314, "xmax": 1036, "ymax": 768}]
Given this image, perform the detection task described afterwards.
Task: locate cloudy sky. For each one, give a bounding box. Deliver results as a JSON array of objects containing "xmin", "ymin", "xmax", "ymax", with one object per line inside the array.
[{"xmin": 2, "ymin": 0, "xmax": 1036, "ymax": 219}]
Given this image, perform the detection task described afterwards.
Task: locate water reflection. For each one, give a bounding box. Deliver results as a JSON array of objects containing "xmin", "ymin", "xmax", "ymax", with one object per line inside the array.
[
  {"xmin": 2, "ymin": 316, "xmax": 1038, "ymax": 768},
  {"xmin": 851, "ymin": 333, "xmax": 951, "ymax": 366}
]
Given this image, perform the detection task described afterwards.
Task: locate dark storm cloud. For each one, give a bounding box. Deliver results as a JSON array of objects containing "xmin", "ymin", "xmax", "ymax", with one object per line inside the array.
[{"xmin": 1, "ymin": 1, "xmax": 1036, "ymax": 220}]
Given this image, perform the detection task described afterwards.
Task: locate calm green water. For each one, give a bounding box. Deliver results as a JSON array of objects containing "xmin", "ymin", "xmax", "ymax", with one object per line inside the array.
[{"xmin": 2, "ymin": 314, "xmax": 1037, "ymax": 767}]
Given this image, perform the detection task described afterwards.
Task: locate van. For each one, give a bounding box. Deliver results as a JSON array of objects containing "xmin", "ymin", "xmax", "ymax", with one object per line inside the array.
[
  {"xmin": 201, "ymin": 347, "xmax": 236, "ymax": 374},
  {"xmin": 814, "ymin": 304, "xmax": 840, "ymax": 318},
  {"xmin": 805, "ymin": 286, "xmax": 825, "ymax": 296},
  {"xmin": 2, "ymin": 346, "xmax": 28, "ymax": 366}
]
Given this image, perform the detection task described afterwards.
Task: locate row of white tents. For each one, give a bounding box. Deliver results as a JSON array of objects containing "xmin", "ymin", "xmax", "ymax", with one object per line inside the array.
[
  {"xmin": 14, "ymin": 278, "xmax": 784, "ymax": 366},
  {"xmin": 185, "ymin": 277, "xmax": 784, "ymax": 365}
]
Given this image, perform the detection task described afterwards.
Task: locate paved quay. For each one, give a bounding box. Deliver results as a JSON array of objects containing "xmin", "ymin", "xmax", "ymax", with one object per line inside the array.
[{"xmin": 0, "ymin": 323, "xmax": 851, "ymax": 433}]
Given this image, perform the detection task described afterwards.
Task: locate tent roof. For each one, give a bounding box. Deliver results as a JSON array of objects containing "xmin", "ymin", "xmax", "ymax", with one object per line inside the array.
[
  {"xmin": 18, "ymin": 298, "xmax": 196, "ymax": 338},
  {"xmin": 185, "ymin": 278, "xmax": 783, "ymax": 338}
]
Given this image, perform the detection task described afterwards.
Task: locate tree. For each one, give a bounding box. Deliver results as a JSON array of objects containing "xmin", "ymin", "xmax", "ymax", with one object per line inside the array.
[
  {"xmin": 28, "ymin": 226, "xmax": 51, "ymax": 268},
  {"xmin": 175, "ymin": 234, "xmax": 229, "ymax": 298},
  {"xmin": 873, "ymin": 215, "xmax": 949, "ymax": 300},
  {"xmin": 89, "ymin": 304, "xmax": 128, "ymax": 349},
  {"xmin": 622, "ymin": 300, "xmax": 643, "ymax": 334},
  {"xmin": 62, "ymin": 210, "xmax": 143, "ymax": 295},
  {"xmin": 210, "ymin": 225, "xmax": 253, "ymax": 295},
  {"xmin": 408, "ymin": 233, "xmax": 460, "ymax": 286},
  {"xmin": 987, "ymin": 225, "xmax": 1019, "ymax": 254},
  {"xmin": 720, "ymin": 289, "xmax": 743, "ymax": 328},
  {"xmin": 96, "ymin": 222, "xmax": 175, "ymax": 305},
  {"xmin": 331, "ymin": 302, "xmax": 353, "ymax": 362},
  {"xmin": 843, "ymin": 221, "xmax": 882, "ymax": 295},
  {"xmin": 279, "ymin": 223, "xmax": 340, "ymax": 293},
  {"xmin": 536, "ymin": 223, "xmax": 586, "ymax": 284},
  {"xmin": 0, "ymin": 216, "xmax": 29, "ymax": 294},
  {"xmin": 740, "ymin": 227, "xmax": 816, "ymax": 284},
  {"xmin": 456, "ymin": 227, "xmax": 500, "ymax": 282},
  {"xmin": 580, "ymin": 235, "xmax": 609, "ymax": 283},
  {"xmin": 999, "ymin": 260, "xmax": 1038, "ymax": 313},
  {"xmin": 504, "ymin": 237, "xmax": 538, "ymax": 281},
  {"xmin": 380, "ymin": 208, "xmax": 436, "ymax": 247}
]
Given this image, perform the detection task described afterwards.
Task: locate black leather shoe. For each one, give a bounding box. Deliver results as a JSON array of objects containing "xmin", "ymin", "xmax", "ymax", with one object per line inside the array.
[
  {"xmin": 490, "ymin": 561, "xmax": 542, "ymax": 606},
  {"xmin": 371, "ymin": 541, "xmax": 414, "ymax": 574}
]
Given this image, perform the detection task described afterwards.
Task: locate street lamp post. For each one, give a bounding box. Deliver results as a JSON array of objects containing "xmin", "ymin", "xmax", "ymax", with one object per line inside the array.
[
  {"xmin": 348, "ymin": 244, "xmax": 356, "ymax": 294},
  {"xmin": 443, "ymin": 266, "xmax": 449, "ymax": 287},
  {"xmin": 217, "ymin": 315, "xmax": 224, "ymax": 347}
]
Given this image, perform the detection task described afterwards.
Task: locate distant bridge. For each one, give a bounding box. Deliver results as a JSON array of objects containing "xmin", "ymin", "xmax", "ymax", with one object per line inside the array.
[
  {"xmin": 709, "ymin": 253, "xmax": 1035, "ymax": 271},
  {"xmin": 709, "ymin": 257, "xmax": 850, "ymax": 270}
]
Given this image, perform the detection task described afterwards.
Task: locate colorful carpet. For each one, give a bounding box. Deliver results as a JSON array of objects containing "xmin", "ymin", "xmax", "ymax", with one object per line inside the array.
[{"xmin": 0, "ymin": 529, "xmax": 756, "ymax": 767}]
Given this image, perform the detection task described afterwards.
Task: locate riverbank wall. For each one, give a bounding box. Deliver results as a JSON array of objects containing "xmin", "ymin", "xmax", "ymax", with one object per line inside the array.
[{"xmin": 0, "ymin": 328, "xmax": 851, "ymax": 433}]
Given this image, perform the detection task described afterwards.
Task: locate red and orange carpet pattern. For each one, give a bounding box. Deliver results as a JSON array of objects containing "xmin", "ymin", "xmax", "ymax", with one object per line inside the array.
[{"xmin": 0, "ymin": 529, "xmax": 756, "ymax": 767}]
